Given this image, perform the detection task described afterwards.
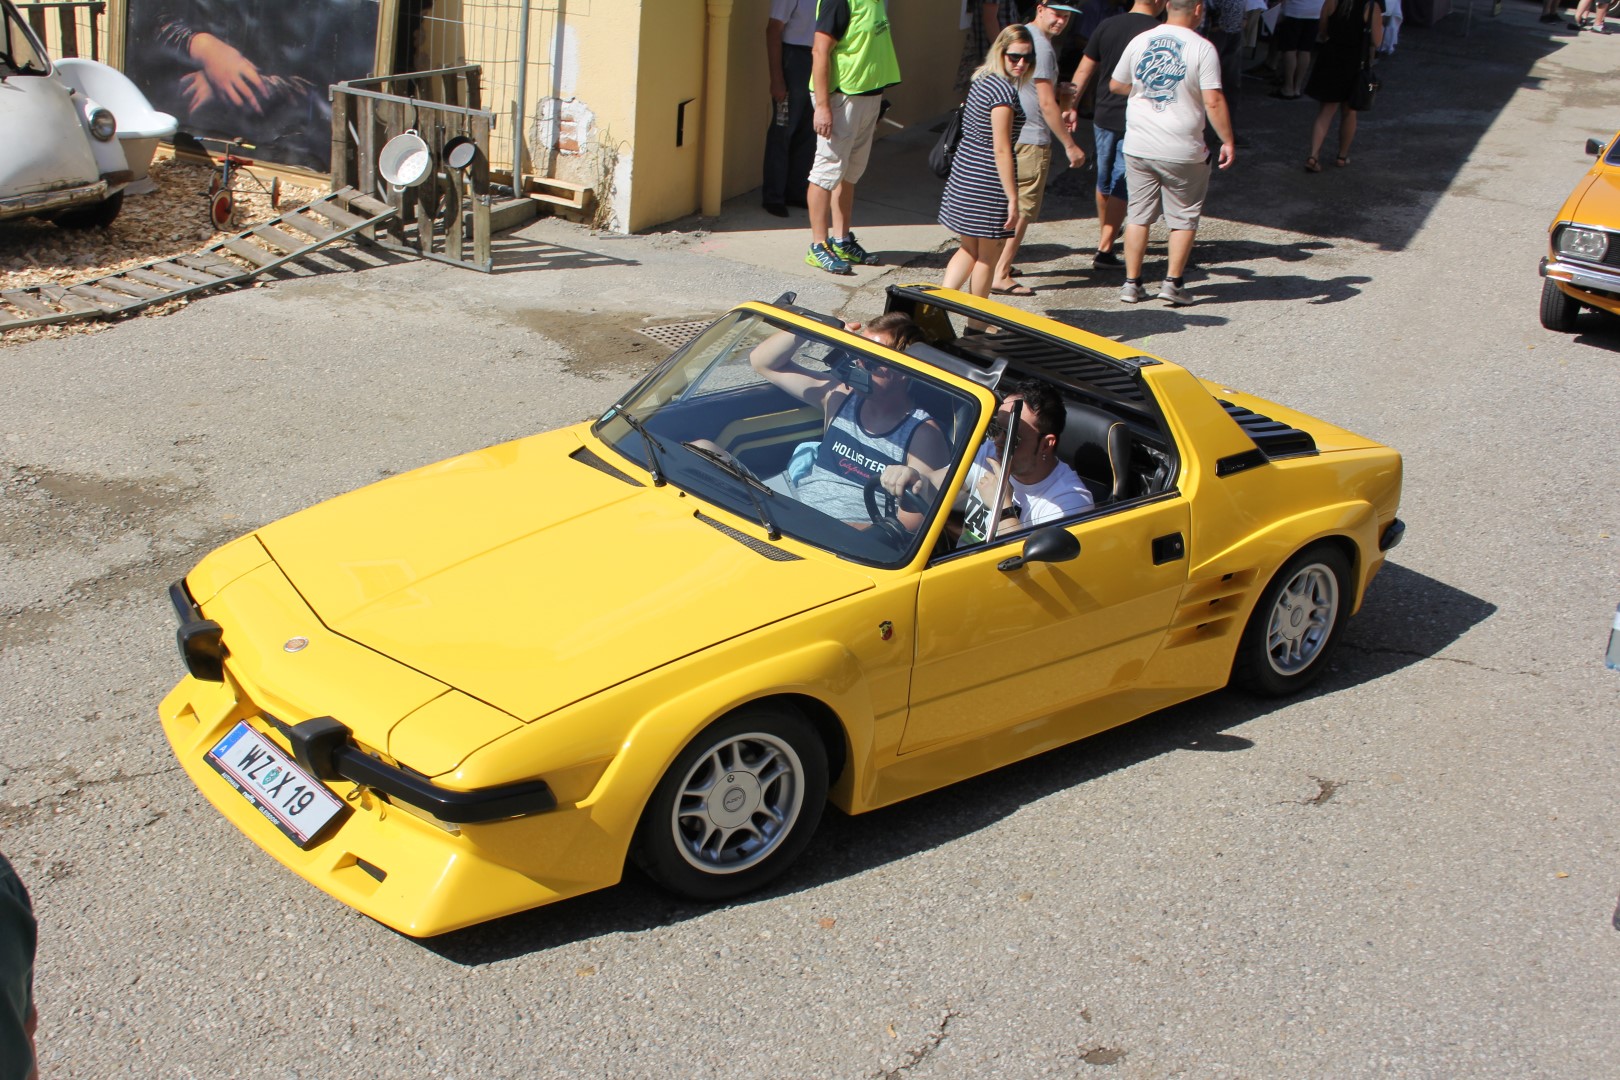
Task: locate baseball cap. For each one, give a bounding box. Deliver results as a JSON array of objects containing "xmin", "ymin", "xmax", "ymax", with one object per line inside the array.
[{"xmin": 1041, "ymin": 2, "xmax": 1084, "ymax": 11}]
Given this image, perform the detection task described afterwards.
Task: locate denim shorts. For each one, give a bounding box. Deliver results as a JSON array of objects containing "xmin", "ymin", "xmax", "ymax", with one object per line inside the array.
[{"xmin": 1093, "ymin": 126, "xmax": 1129, "ymax": 200}]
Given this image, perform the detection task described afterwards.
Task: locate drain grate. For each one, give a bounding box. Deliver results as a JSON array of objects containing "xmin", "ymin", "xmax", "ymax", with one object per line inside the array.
[{"xmin": 636, "ymin": 320, "xmax": 710, "ymax": 351}]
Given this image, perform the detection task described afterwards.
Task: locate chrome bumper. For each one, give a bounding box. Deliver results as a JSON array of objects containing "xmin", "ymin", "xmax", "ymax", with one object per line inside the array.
[
  {"xmin": 1540, "ymin": 256, "xmax": 1620, "ymax": 295},
  {"xmin": 0, "ymin": 179, "xmax": 110, "ymax": 220}
]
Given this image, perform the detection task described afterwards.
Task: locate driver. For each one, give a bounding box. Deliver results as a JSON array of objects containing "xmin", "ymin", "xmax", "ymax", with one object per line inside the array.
[
  {"xmin": 750, "ymin": 312, "xmax": 951, "ymax": 529},
  {"xmin": 884, "ymin": 379, "xmax": 1092, "ymax": 544}
]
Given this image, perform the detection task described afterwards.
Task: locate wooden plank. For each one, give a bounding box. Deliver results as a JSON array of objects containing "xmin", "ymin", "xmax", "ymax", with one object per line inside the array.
[
  {"xmin": 278, "ymin": 213, "xmax": 340, "ymax": 243},
  {"xmin": 94, "ymin": 276, "xmax": 168, "ymax": 299},
  {"xmin": 348, "ymin": 192, "xmax": 392, "ymax": 217},
  {"xmin": 357, "ymin": 95, "xmax": 377, "ymax": 199},
  {"xmin": 216, "ymin": 238, "xmax": 280, "ymax": 268},
  {"xmin": 57, "ymin": 5, "xmax": 78, "ymax": 57},
  {"xmin": 0, "ymin": 290, "xmax": 61, "ymax": 318},
  {"xmin": 124, "ymin": 267, "xmax": 197, "ymax": 289},
  {"xmin": 146, "ymin": 260, "xmax": 225, "ymax": 285},
  {"xmin": 173, "ymin": 254, "xmax": 244, "ymax": 279},
  {"xmin": 471, "ymin": 113, "xmax": 491, "ymax": 269},
  {"xmin": 313, "ymin": 200, "xmax": 370, "ymax": 230},
  {"xmin": 444, "ymin": 168, "xmax": 464, "ymax": 263},
  {"xmin": 250, "ymin": 225, "xmax": 308, "ymax": 254},
  {"xmin": 330, "ymin": 91, "xmax": 351, "ymax": 193},
  {"xmin": 37, "ymin": 284, "xmax": 103, "ymax": 313},
  {"xmin": 66, "ymin": 284, "xmax": 138, "ymax": 309}
]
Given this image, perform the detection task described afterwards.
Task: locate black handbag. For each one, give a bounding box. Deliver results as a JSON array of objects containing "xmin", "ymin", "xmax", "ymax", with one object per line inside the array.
[
  {"xmin": 929, "ymin": 103, "xmax": 966, "ymax": 179},
  {"xmin": 1348, "ymin": 0, "xmax": 1379, "ymax": 111}
]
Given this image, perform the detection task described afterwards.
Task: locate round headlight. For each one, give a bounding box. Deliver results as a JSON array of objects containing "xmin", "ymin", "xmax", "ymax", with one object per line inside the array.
[
  {"xmin": 1557, "ymin": 226, "xmax": 1608, "ymax": 261},
  {"xmin": 89, "ymin": 108, "xmax": 117, "ymax": 142}
]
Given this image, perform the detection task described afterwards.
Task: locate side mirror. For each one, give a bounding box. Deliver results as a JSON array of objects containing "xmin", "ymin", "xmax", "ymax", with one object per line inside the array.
[
  {"xmin": 997, "ymin": 526, "xmax": 1080, "ymax": 572},
  {"xmin": 1586, "ymin": 137, "xmax": 1606, "ymax": 157}
]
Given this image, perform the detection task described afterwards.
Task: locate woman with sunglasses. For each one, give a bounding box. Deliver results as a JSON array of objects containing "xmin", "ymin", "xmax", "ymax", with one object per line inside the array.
[{"xmin": 938, "ymin": 25, "xmax": 1034, "ymax": 307}]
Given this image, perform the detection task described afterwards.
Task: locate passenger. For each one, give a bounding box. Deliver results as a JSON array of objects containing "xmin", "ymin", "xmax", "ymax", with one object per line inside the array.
[
  {"xmin": 750, "ymin": 312, "xmax": 951, "ymax": 529},
  {"xmin": 883, "ymin": 379, "xmax": 1093, "ymax": 545}
]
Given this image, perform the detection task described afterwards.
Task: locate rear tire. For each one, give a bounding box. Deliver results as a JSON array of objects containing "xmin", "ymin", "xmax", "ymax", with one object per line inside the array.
[
  {"xmin": 1540, "ymin": 279, "xmax": 1580, "ymax": 332},
  {"xmin": 55, "ymin": 191, "xmax": 123, "ymax": 230},
  {"xmin": 633, "ymin": 704, "xmax": 827, "ymax": 902},
  {"xmin": 1232, "ymin": 544, "xmax": 1351, "ymax": 697}
]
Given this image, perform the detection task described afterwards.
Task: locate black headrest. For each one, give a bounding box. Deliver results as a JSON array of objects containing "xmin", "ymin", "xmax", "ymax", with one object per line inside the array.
[{"xmin": 1056, "ymin": 401, "xmax": 1130, "ymax": 501}]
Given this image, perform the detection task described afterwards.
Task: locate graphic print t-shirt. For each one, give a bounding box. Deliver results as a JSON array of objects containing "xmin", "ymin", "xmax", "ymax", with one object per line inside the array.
[{"xmin": 1110, "ymin": 23, "xmax": 1222, "ymax": 163}]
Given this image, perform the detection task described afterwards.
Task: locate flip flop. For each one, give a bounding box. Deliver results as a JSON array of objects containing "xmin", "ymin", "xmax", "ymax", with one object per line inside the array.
[
  {"xmin": 991, "ymin": 284, "xmax": 1037, "ymax": 297},
  {"xmin": 1008, "ymin": 267, "xmax": 1023, "ymax": 277},
  {"xmin": 1304, "ymin": 156, "xmax": 1323, "ymax": 173}
]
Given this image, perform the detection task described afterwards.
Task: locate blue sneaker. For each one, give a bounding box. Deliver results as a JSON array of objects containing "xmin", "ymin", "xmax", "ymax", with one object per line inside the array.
[
  {"xmin": 829, "ymin": 232, "xmax": 880, "ymax": 266},
  {"xmin": 805, "ymin": 242, "xmax": 852, "ymax": 275}
]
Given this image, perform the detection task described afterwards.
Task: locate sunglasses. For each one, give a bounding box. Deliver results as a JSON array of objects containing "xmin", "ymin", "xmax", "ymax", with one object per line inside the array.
[{"xmin": 1005, "ymin": 52, "xmax": 1034, "ymax": 62}]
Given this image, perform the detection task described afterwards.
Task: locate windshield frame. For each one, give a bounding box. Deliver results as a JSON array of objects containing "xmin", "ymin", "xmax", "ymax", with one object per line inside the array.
[{"xmin": 592, "ymin": 306, "xmax": 991, "ymax": 570}]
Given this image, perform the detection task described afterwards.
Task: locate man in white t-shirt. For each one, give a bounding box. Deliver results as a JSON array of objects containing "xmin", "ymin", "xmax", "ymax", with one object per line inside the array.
[
  {"xmin": 1108, "ymin": 0, "xmax": 1234, "ymax": 307},
  {"xmin": 882, "ymin": 380, "xmax": 1093, "ymax": 546}
]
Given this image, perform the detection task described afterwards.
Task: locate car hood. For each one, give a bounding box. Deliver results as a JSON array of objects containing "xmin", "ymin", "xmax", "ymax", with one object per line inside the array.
[
  {"xmin": 255, "ymin": 427, "xmax": 875, "ymax": 720},
  {"xmin": 1566, "ymin": 168, "xmax": 1620, "ymax": 226},
  {"xmin": 0, "ymin": 74, "xmax": 102, "ymax": 194}
]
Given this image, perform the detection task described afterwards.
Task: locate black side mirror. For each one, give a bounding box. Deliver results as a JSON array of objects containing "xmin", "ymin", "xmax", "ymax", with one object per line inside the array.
[
  {"xmin": 997, "ymin": 526, "xmax": 1080, "ymax": 572},
  {"xmin": 1586, "ymin": 137, "xmax": 1606, "ymax": 157}
]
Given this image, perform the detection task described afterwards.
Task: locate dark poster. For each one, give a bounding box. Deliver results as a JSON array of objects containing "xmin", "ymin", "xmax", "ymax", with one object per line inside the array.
[{"xmin": 124, "ymin": 0, "xmax": 380, "ymax": 171}]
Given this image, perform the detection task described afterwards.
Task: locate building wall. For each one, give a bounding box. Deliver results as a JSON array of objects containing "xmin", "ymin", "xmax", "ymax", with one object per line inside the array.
[{"xmin": 517, "ymin": 0, "xmax": 965, "ymax": 232}]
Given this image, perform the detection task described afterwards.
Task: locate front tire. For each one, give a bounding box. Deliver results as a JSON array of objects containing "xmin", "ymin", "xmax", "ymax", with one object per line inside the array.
[
  {"xmin": 633, "ymin": 704, "xmax": 827, "ymax": 901},
  {"xmin": 1540, "ymin": 279, "xmax": 1580, "ymax": 332},
  {"xmin": 1232, "ymin": 544, "xmax": 1351, "ymax": 696},
  {"xmin": 55, "ymin": 191, "xmax": 123, "ymax": 230}
]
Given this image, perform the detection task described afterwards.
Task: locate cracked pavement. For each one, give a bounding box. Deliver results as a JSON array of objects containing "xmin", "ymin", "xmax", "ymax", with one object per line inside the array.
[{"xmin": 2, "ymin": 7, "xmax": 1618, "ymax": 1078}]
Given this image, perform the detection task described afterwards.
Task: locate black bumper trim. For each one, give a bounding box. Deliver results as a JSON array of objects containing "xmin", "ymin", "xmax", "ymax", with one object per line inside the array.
[
  {"xmin": 277, "ymin": 714, "xmax": 557, "ymax": 824},
  {"xmin": 170, "ymin": 579, "xmax": 226, "ymax": 682},
  {"xmin": 1380, "ymin": 518, "xmax": 1406, "ymax": 552}
]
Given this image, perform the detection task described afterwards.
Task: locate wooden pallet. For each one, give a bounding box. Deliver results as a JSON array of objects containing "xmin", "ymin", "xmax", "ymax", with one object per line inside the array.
[{"xmin": 0, "ymin": 188, "xmax": 398, "ymax": 333}]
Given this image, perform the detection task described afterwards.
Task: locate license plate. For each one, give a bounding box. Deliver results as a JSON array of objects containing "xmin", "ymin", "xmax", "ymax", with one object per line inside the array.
[{"xmin": 206, "ymin": 721, "xmax": 346, "ymax": 848}]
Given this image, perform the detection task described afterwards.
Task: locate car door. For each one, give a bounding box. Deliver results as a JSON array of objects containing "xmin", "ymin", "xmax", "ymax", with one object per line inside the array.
[{"xmin": 900, "ymin": 495, "xmax": 1191, "ymax": 754}]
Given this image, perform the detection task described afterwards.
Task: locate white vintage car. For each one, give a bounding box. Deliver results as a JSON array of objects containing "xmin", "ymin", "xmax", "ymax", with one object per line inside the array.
[{"xmin": 1, "ymin": 0, "xmax": 130, "ymax": 227}]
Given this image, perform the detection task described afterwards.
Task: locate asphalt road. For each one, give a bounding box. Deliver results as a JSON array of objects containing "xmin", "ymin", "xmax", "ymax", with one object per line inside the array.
[{"xmin": 2, "ymin": 7, "xmax": 1617, "ymax": 1078}]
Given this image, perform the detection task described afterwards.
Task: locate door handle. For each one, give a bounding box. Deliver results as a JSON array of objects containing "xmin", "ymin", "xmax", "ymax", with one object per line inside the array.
[{"xmin": 1152, "ymin": 532, "xmax": 1185, "ymax": 565}]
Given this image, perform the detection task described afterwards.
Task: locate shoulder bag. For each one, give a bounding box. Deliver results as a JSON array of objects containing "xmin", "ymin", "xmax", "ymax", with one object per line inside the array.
[
  {"xmin": 1348, "ymin": 0, "xmax": 1380, "ymax": 112},
  {"xmin": 929, "ymin": 102, "xmax": 966, "ymax": 179}
]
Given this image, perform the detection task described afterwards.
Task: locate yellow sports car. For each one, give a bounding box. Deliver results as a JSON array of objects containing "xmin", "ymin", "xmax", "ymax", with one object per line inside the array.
[
  {"xmin": 1540, "ymin": 130, "xmax": 1620, "ymax": 330},
  {"xmin": 160, "ymin": 285, "xmax": 1404, "ymax": 937}
]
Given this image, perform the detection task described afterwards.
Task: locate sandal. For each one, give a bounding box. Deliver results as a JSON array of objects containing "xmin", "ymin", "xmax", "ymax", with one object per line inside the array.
[
  {"xmin": 1336, "ymin": 156, "xmax": 1351, "ymax": 167},
  {"xmin": 1304, "ymin": 156, "xmax": 1323, "ymax": 173}
]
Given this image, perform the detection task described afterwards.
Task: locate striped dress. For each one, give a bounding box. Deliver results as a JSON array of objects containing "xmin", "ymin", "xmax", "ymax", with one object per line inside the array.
[{"xmin": 939, "ymin": 73, "xmax": 1023, "ymax": 240}]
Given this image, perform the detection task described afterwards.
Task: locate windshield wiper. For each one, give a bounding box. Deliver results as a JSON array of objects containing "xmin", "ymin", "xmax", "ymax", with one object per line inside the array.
[
  {"xmin": 680, "ymin": 441, "xmax": 782, "ymax": 541},
  {"xmin": 614, "ymin": 408, "xmax": 666, "ymax": 487}
]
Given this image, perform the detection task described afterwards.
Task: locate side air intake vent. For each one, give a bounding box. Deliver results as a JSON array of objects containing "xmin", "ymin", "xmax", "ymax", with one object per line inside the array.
[{"xmin": 1217, "ymin": 400, "xmax": 1318, "ymax": 460}]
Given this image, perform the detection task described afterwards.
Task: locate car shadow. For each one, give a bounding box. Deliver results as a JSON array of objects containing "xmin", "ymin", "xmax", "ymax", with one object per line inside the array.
[{"xmin": 422, "ymin": 561, "xmax": 1493, "ymax": 966}]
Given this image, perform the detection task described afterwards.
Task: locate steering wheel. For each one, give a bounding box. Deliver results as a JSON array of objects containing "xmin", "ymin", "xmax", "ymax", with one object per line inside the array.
[{"xmin": 863, "ymin": 476, "xmax": 927, "ymax": 546}]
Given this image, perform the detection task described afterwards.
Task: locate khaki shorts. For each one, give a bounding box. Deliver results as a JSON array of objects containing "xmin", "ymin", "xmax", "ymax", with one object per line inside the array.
[
  {"xmin": 1124, "ymin": 155, "xmax": 1212, "ymax": 231},
  {"xmin": 808, "ymin": 93, "xmax": 884, "ymax": 190},
  {"xmin": 1014, "ymin": 143, "xmax": 1051, "ymax": 221}
]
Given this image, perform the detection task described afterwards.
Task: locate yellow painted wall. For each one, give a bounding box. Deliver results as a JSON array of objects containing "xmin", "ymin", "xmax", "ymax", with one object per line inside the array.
[{"xmin": 506, "ymin": 0, "xmax": 965, "ymax": 232}]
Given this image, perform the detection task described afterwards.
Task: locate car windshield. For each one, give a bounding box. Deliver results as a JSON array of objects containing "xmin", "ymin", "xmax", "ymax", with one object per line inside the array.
[
  {"xmin": 1, "ymin": 0, "xmax": 50, "ymax": 75},
  {"xmin": 594, "ymin": 309, "xmax": 982, "ymax": 568}
]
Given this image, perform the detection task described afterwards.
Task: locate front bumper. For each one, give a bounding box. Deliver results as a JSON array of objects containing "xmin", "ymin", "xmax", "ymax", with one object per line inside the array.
[
  {"xmin": 160, "ymin": 674, "xmax": 619, "ymax": 936},
  {"xmin": 0, "ymin": 178, "xmax": 108, "ymax": 220},
  {"xmin": 1540, "ymin": 255, "xmax": 1620, "ymax": 306}
]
